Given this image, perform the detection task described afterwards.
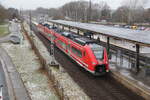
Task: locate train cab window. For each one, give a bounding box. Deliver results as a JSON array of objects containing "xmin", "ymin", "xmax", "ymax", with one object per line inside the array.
[
  {"xmin": 71, "ymin": 46, "xmax": 82, "ymax": 58},
  {"xmin": 90, "ymin": 44, "xmax": 104, "ymax": 60}
]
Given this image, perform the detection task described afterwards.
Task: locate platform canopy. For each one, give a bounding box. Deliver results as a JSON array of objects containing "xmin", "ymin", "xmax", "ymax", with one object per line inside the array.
[{"xmin": 49, "ymin": 20, "xmax": 150, "ymax": 46}]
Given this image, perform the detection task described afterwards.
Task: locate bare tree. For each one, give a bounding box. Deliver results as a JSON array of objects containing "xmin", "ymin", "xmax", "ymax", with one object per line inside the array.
[
  {"xmin": 100, "ymin": 3, "xmax": 111, "ymax": 20},
  {"xmin": 122, "ymin": 0, "xmax": 148, "ymax": 24},
  {"xmin": 0, "ymin": 4, "xmax": 8, "ymax": 23},
  {"xmin": 61, "ymin": 1, "xmax": 89, "ymax": 21},
  {"xmin": 22, "ymin": 0, "xmax": 149, "ymax": 24},
  {"xmin": 144, "ymin": 8, "xmax": 150, "ymax": 23},
  {"xmin": 112, "ymin": 6, "xmax": 129, "ymax": 23},
  {"xmin": 7, "ymin": 8, "xmax": 19, "ymax": 19},
  {"xmin": 60, "ymin": 1, "xmax": 111, "ymax": 22}
]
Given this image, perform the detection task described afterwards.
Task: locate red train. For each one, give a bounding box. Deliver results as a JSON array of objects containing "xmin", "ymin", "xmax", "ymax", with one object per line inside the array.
[{"xmin": 37, "ymin": 22, "xmax": 109, "ymax": 75}]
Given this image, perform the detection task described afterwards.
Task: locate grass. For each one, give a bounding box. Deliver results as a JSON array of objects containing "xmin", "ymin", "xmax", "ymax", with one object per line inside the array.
[{"xmin": 0, "ymin": 24, "xmax": 9, "ymax": 37}]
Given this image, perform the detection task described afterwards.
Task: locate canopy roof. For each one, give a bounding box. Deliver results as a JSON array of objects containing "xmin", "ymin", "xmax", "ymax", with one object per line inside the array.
[{"xmin": 49, "ymin": 20, "xmax": 150, "ymax": 46}]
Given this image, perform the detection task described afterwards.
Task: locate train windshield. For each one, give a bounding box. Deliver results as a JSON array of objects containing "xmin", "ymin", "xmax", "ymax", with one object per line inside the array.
[{"xmin": 90, "ymin": 44, "xmax": 104, "ymax": 60}]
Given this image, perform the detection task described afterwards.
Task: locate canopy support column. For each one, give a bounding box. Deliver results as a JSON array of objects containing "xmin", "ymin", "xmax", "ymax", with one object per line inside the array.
[
  {"xmin": 136, "ymin": 44, "xmax": 140, "ymax": 72},
  {"xmin": 77, "ymin": 29, "xmax": 79, "ymax": 34},
  {"xmin": 62, "ymin": 26, "xmax": 64, "ymax": 30},
  {"xmin": 97, "ymin": 36, "xmax": 100, "ymax": 42},
  {"xmin": 107, "ymin": 37, "xmax": 110, "ymax": 56},
  {"xmin": 69, "ymin": 26, "xmax": 71, "ymax": 32}
]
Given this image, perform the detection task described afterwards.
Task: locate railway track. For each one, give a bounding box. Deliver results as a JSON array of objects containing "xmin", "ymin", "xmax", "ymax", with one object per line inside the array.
[{"xmin": 32, "ymin": 24, "xmax": 144, "ymax": 100}]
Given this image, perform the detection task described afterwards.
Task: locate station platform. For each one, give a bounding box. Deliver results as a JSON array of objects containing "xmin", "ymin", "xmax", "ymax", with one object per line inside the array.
[{"xmin": 110, "ymin": 63, "xmax": 150, "ymax": 100}]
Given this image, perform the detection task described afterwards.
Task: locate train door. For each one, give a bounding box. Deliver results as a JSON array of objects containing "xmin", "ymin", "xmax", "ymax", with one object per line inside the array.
[
  {"xmin": 67, "ymin": 41, "xmax": 71, "ymax": 56},
  {"xmin": 67, "ymin": 44, "xmax": 70, "ymax": 53},
  {"xmin": 47, "ymin": 33, "xmax": 52, "ymax": 41},
  {"xmin": 40, "ymin": 26, "xmax": 45, "ymax": 35},
  {"xmin": 82, "ymin": 50, "xmax": 89, "ymax": 68},
  {"xmin": 43, "ymin": 27, "xmax": 47, "ymax": 35}
]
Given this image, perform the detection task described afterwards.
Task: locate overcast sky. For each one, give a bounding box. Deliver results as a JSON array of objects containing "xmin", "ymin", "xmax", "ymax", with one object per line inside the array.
[{"xmin": 0, "ymin": 0, "xmax": 150, "ymax": 10}]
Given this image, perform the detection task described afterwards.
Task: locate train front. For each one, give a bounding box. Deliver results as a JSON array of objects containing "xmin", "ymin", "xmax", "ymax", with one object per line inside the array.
[{"xmin": 87, "ymin": 44, "xmax": 109, "ymax": 75}]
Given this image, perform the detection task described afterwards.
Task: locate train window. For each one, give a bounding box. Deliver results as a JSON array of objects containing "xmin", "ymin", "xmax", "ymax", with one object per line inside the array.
[
  {"xmin": 48, "ymin": 34, "xmax": 56, "ymax": 41},
  {"xmin": 67, "ymin": 44, "xmax": 70, "ymax": 50},
  {"xmin": 48, "ymin": 34, "xmax": 52, "ymax": 37},
  {"xmin": 71, "ymin": 46, "xmax": 82, "ymax": 58},
  {"xmin": 52, "ymin": 35, "xmax": 56, "ymax": 40},
  {"xmin": 58, "ymin": 40, "xmax": 66, "ymax": 50}
]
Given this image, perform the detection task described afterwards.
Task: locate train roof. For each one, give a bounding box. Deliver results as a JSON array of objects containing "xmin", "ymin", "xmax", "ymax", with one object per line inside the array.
[
  {"xmin": 74, "ymin": 37, "xmax": 97, "ymax": 46},
  {"xmin": 50, "ymin": 26, "xmax": 97, "ymax": 46},
  {"xmin": 61, "ymin": 32, "xmax": 97, "ymax": 46},
  {"xmin": 49, "ymin": 20, "xmax": 150, "ymax": 46}
]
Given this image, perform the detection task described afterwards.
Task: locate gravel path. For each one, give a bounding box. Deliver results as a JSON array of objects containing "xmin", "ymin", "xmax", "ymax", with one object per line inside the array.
[{"xmin": 1, "ymin": 33, "xmax": 59, "ymax": 100}]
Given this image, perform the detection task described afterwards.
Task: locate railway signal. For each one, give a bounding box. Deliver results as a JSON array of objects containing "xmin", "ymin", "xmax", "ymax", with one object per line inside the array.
[
  {"xmin": 50, "ymin": 42, "xmax": 56, "ymax": 65},
  {"xmin": 50, "ymin": 35, "xmax": 59, "ymax": 67}
]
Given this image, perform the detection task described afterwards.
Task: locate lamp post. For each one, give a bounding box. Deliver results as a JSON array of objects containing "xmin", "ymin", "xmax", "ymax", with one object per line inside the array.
[{"xmin": 29, "ymin": 11, "xmax": 32, "ymax": 36}]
